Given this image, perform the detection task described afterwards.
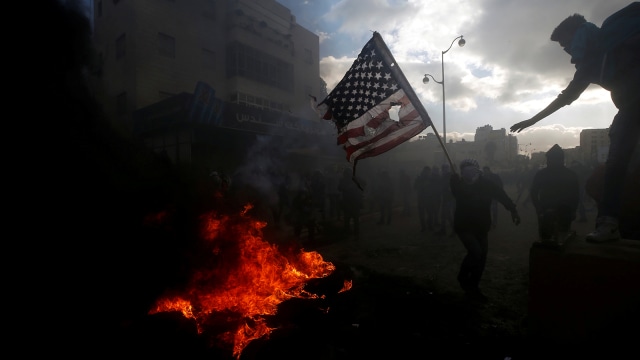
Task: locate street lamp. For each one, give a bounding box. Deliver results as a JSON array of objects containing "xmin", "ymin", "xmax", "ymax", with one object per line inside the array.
[{"xmin": 423, "ymin": 35, "xmax": 465, "ymax": 144}]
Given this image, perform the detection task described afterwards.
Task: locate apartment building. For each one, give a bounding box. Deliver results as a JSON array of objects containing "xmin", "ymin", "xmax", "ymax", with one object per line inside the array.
[
  {"xmin": 91, "ymin": 0, "xmax": 337, "ymax": 172},
  {"xmin": 579, "ymin": 128, "xmax": 610, "ymax": 165}
]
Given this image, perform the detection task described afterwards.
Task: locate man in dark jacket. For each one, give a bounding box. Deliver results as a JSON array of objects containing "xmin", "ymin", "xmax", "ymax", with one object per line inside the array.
[
  {"xmin": 483, "ymin": 166, "xmax": 504, "ymax": 229},
  {"xmin": 510, "ymin": 4, "xmax": 640, "ymax": 243},
  {"xmin": 530, "ymin": 144, "xmax": 580, "ymax": 244},
  {"xmin": 451, "ymin": 159, "xmax": 521, "ymax": 301}
]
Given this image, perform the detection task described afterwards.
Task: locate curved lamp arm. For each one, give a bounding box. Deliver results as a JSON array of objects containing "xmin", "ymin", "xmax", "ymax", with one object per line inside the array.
[
  {"xmin": 423, "ymin": 73, "xmax": 443, "ymax": 85},
  {"xmin": 443, "ymin": 35, "xmax": 465, "ymax": 55}
]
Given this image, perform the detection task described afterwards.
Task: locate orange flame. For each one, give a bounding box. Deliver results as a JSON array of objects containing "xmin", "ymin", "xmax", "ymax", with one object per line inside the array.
[
  {"xmin": 149, "ymin": 204, "xmax": 338, "ymax": 358},
  {"xmin": 339, "ymin": 279, "xmax": 353, "ymax": 293}
]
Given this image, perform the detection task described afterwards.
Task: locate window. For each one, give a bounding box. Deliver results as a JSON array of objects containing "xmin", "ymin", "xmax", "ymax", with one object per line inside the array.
[
  {"xmin": 116, "ymin": 92, "xmax": 127, "ymax": 115},
  {"xmin": 202, "ymin": 48, "xmax": 216, "ymax": 70},
  {"xmin": 226, "ymin": 42, "xmax": 294, "ymax": 92},
  {"xmin": 303, "ymin": 48, "xmax": 313, "ymax": 64},
  {"xmin": 158, "ymin": 32, "xmax": 175, "ymax": 58},
  {"xmin": 230, "ymin": 91, "xmax": 290, "ymax": 113},
  {"xmin": 116, "ymin": 33, "xmax": 126, "ymax": 59}
]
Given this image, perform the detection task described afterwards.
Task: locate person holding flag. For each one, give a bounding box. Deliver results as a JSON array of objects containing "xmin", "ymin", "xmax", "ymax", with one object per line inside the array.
[{"xmin": 450, "ymin": 159, "xmax": 521, "ymax": 302}]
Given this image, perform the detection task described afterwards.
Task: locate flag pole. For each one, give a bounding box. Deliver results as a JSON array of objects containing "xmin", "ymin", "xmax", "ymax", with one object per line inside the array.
[{"xmin": 371, "ymin": 32, "xmax": 457, "ymax": 174}]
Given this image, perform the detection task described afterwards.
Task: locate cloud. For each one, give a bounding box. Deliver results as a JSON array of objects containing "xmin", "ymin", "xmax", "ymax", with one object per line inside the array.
[{"xmin": 299, "ymin": 0, "xmax": 628, "ymax": 150}]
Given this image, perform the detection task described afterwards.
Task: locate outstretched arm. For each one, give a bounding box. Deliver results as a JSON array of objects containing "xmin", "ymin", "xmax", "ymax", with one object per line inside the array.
[
  {"xmin": 510, "ymin": 79, "xmax": 590, "ymax": 133},
  {"xmin": 510, "ymin": 97, "xmax": 567, "ymax": 133}
]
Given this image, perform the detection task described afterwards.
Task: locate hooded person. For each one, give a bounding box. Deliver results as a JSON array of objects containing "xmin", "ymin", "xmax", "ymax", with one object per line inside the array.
[
  {"xmin": 450, "ymin": 159, "xmax": 521, "ymax": 301},
  {"xmin": 529, "ymin": 144, "xmax": 580, "ymax": 244}
]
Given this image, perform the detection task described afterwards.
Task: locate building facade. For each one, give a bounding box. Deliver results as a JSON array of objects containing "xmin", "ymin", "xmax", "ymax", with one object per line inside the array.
[
  {"xmin": 580, "ymin": 128, "xmax": 610, "ymax": 166},
  {"xmin": 90, "ymin": 0, "xmax": 337, "ymax": 174}
]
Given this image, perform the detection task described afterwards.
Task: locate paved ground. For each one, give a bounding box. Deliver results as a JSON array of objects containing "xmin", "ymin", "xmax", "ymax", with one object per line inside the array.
[
  {"xmin": 244, "ymin": 185, "xmax": 604, "ymax": 359},
  {"xmin": 280, "ymin": 184, "xmax": 598, "ymax": 311}
]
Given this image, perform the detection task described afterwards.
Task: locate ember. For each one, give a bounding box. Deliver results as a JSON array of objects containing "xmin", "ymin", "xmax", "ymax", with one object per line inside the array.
[{"xmin": 149, "ymin": 204, "xmax": 341, "ymax": 358}]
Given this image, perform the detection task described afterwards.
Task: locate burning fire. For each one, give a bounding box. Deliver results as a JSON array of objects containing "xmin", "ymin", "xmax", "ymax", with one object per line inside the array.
[{"xmin": 149, "ymin": 204, "xmax": 344, "ymax": 358}]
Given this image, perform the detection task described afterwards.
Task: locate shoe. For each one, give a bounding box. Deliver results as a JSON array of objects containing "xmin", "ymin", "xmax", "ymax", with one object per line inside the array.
[{"xmin": 586, "ymin": 216, "xmax": 620, "ymax": 243}]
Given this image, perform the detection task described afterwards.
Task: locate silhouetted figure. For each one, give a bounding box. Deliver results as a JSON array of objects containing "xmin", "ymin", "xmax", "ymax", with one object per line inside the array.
[
  {"xmin": 414, "ymin": 166, "xmax": 432, "ymax": 232},
  {"xmin": 292, "ymin": 178, "xmax": 317, "ymax": 243},
  {"xmin": 310, "ymin": 169, "xmax": 326, "ymax": 222},
  {"xmin": 397, "ymin": 168, "xmax": 412, "ymax": 216},
  {"xmin": 437, "ymin": 163, "xmax": 455, "ymax": 237},
  {"xmin": 516, "ymin": 165, "xmax": 537, "ymax": 208},
  {"xmin": 273, "ymin": 172, "xmax": 292, "ymax": 228},
  {"xmin": 451, "ymin": 159, "xmax": 521, "ymax": 301},
  {"xmin": 569, "ymin": 160, "xmax": 590, "ymax": 222},
  {"xmin": 483, "ymin": 166, "xmax": 504, "ymax": 229},
  {"xmin": 530, "ymin": 145, "xmax": 580, "ymax": 244},
  {"xmin": 428, "ymin": 166, "xmax": 443, "ymax": 231},
  {"xmin": 375, "ymin": 170, "xmax": 394, "ymax": 225},
  {"xmin": 510, "ymin": 4, "xmax": 640, "ymax": 243},
  {"xmin": 586, "ymin": 160, "xmax": 640, "ymax": 240},
  {"xmin": 338, "ymin": 169, "xmax": 364, "ymax": 241}
]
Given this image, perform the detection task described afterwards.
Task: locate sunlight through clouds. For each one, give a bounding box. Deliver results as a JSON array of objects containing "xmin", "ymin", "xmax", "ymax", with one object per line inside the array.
[{"xmin": 278, "ymin": 0, "xmax": 629, "ymax": 152}]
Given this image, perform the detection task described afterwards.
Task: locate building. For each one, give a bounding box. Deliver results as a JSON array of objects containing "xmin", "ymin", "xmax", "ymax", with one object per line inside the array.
[
  {"xmin": 364, "ymin": 124, "xmax": 520, "ymax": 179},
  {"xmin": 90, "ymin": 0, "xmax": 338, "ymax": 174},
  {"xmin": 580, "ymin": 128, "xmax": 610, "ymax": 165},
  {"xmin": 473, "ymin": 125, "xmax": 519, "ymax": 166}
]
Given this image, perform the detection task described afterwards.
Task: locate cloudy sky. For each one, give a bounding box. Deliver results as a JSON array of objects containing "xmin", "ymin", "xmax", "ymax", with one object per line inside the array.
[{"xmin": 277, "ymin": 0, "xmax": 628, "ymax": 155}]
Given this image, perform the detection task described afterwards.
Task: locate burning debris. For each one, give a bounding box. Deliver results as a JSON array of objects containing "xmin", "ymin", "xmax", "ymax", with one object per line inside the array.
[{"xmin": 149, "ymin": 204, "xmax": 351, "ymax": 358}]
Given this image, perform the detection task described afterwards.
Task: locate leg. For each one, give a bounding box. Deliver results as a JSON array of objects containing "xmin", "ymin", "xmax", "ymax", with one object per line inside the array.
[
  {"xmin": 588, "ymin": 104, "xmax": 640, "ymax": 242},
  {"xmin": 456, "ymin": 231, "xmax": 487, "ymax": 291},
  {"xmin": 600, "ymin": 107, "xmax": 640, "ymax": 219}
]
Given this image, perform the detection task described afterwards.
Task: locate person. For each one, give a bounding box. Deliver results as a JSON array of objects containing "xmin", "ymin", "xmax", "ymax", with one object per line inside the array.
[
  {"xmin": 338, "ymin": 168, "xmax": 365, "ymax": 241},
  {"xmin": 291, "ymin": 175, "xmax": 317, "ymax": 243},
  {"xmin": 427, "ymin": 166, "xmax": 443, "ymax": 231},
  {"xmin": 414, "ymin": 166, "xmax": 432, "ymax": 232},
  {"xmin": 397, "ymin": 168, "xmax": 412, "ymax": 216},
  {"xmin": 515, "ymin": 165, "xmax": 537, "ymax": 208},
  {"xmin": 585, "ymin": 160, "xmax": 640, "ymax": 240},
  {"xmin": 375, "ymin": 169, "xmax": 394, "ymax": 225},
  {"xmin": 274, "ymin": 172, "xmax": 292, "ymax": 228},
  {"xmin": 437, "ymin": 163, "xmax": 455, "ymax": 237},
  {"xmin": 310, "ymin": 169, "xmax": 327, "ymax": 222},
  {"xmin": 450, "ymin": 159, "xmax": 521, "ymax": 301},
  {"xmin": 482, "ymin": 166, "xmax": 504, "ymax": 229},
  {"xmin": 510, "ymin": 4, "xmax": 640, "ymax": 243},
  {"xmin": 529, "ymin": 145, "xmax": 580, "ymax": 244},
  {"xmin": 568, "ymin": 160, "xmax": 590, "ymax": 222}
]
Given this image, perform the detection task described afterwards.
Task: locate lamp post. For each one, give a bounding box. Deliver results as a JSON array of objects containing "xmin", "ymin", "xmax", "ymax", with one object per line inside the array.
[{"xmin": 423, "ymin": 35, "xmax": 465, "ymax": 144}]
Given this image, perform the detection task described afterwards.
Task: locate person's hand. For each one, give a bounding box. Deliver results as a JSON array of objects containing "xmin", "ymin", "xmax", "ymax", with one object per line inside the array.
[
  {"xmin": 510, "ymin": 119, "xmax": 537, "ymax": 133},
  {"xmin": 511, "ymin": 210, "xmax": 521, "ymax": 225}
]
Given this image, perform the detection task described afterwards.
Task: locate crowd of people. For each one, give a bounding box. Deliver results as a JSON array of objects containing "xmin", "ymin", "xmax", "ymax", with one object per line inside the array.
[
  {"xmin": 217, "ymin": 151, "xmax": 631, "ymax": 247},
  {"xmin": 209, "ymin": 144, "xmax": 636, "ymax": 302}
]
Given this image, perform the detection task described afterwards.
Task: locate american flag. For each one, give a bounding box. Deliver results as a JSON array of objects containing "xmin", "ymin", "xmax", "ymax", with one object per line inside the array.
[{"xmin": 316, "ymin": 32, "xmax": 431, "ymax": 165}]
